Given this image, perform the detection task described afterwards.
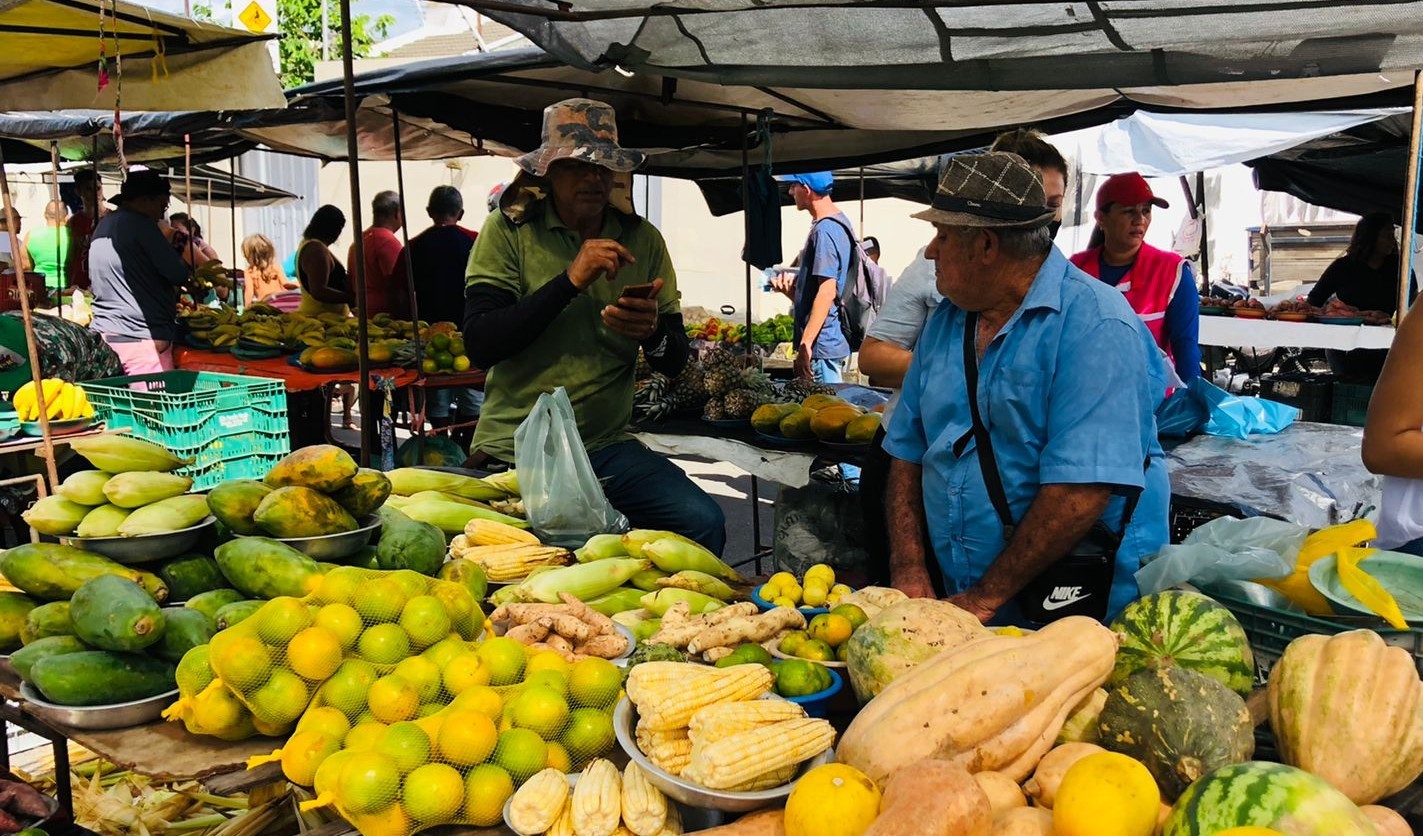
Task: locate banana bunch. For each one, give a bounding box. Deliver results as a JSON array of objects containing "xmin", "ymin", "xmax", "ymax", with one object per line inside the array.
[
  {"xmin": 14, "ymin": 379, "xmax": 94, "ymax": 422},
  {"xmin": 240, "ymin": 318, "xmax": 284, "ymax": 347},
  {"xmin": 208, "ymin": 325, "xmax": 241, "ymax": 347},
  {"xmin": 279, "ymin": 315, "xmax": 326, "ymax": 349},
  {"xmin": 238, "ymin": 303, "xmax": 283, "ymax": 324}
]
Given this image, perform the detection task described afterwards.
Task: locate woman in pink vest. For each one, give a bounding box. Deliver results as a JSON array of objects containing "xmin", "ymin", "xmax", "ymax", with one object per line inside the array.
[{"xmin": 1070, "ymin": 173, "xmax": 1201, "ymax": 383}]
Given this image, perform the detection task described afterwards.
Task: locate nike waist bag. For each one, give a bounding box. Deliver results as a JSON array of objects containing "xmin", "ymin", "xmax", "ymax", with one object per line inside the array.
[{"xmin": 1018, "ymin": 528, "xmax": 1119, "ymax": 623}]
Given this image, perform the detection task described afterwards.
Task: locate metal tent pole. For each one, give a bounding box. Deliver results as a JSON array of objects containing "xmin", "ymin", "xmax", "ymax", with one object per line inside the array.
[
  {"xmin": 338, "ymin": 0, "xmax": 373, "ymax": 465},
  {"xmin": 49, "ymin": 143, "xmax": 62, "ymax": 314},
  {"xmin": 0, "ymin": 146, "xmax": 59, "ymax": 488},
  {"xmin": 741, "ymin": 112, "xmax": 762, "ymax": 573},
  {"xmin": 391, "ymin": 108, "xmax": 424, "ymax": 453},
  {"xmin": 1400, "ymin": 71, "xmax": 1423, "ymax": 318},
  {"xmin": 229, "ymin": 163, "xmax": 239, "ymax": 307}
]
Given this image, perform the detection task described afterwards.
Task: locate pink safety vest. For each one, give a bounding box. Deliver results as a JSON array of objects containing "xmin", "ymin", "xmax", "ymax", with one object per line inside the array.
[{"xmin": 1070, "ymin": 242, "xmax": 1186, "ymax": 361}]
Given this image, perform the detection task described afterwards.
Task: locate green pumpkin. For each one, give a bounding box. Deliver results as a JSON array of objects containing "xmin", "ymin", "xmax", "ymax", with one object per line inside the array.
[
  {"xmin": 1097, "ymin": 666, "xmax": 1254, "ymax": 800},
  {"xmin": 1109, "ymin": 590, "xmax": 1256, "ymax": 696}
]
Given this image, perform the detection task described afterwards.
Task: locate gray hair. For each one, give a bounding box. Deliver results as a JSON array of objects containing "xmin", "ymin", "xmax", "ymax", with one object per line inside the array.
[
  {"xmin": 958, "ymin": 224, "xmax": 1052, "ymax": 259},
  {"xmin": 427, "ymin": 185, "xmax": 463, "ymax": 219},
  {"xmin": 372, "ymin": 190, "xmax": 401, "ymax": 222}
]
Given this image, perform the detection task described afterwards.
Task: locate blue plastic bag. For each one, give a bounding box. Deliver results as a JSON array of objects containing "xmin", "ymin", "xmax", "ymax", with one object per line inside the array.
[
  {"xmin": 1192, "ymin": 377, "xmax": 1300, "ymax": 439},
  {"xmin": 1156, "ymin": 389, "xmax": 1208, "ymax": 438}
]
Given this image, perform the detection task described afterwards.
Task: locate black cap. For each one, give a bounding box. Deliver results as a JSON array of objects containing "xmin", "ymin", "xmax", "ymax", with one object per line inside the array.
[{"xmin": 108, "ymin": 170, "xmax": 170, "ymax": 205}]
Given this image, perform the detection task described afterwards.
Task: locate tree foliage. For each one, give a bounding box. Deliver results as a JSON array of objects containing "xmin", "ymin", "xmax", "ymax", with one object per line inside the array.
[{"xmin": 194, "ymin": 0, "xmax": 393, "ymax": 89}]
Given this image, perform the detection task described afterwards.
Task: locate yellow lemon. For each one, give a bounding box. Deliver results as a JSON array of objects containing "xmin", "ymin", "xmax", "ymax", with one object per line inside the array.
[
  {"xmin": 280, "ymin": 729, "xmax": 341, "ymax": 787},
  {"xmin": 784, "ymin": 763, "xmax": 881, "ymax": 836},
  {"xmin": 475, "ymin": 637, "xmax": 526, "ymax": 686},
  {"xmin": 374, "ymin": 721, "xmax": 431, "ymax": 774},
  {"xmin": 1053, "ymin": 752, "xmax": 1160, "ymax": 836},
  {"xmin": 256, "ymin": 597, "xmax": 315, "ymax": 645},
  {"xmin": 442, "ymin": 651, "xmax": 491, "ymax": 695},
  {"xmin": 436, "ymin": 710, "xmax": 498, "ymax": 766},
  {"xmin": 367, "ymin": 675, "xmax": 420, "ymax": 724},
  {"xmin": 492, "ymin": 728, "xmax": 547, "ymax": 784},
  {"xmin": 567, "ymin": 658, "xmax": 620, "ymax": 709},
  {"xmin": 287, "ymin": 627, "xmax": 344, "ymax": 681},
  {"xmin": 403, "ymin": 763, "xmax": 465, "ymax": 825},
  {"xmin": 336, "ymin": 751, "xmax": 401, "ymax": 815},
  {"xmin": 314, "ymin": 603, "xmax": 363, "ymax": 650},
  {"xmin": 451, "ymin": 685, "xmax": 502, "ymax": 719},
  {"xmin": 464, "ymin": 763, "xmax": 514, "ymax": 826},
  {"xmin": 804, "ymin": 563, "xmax": 836, "ymax": 586}
]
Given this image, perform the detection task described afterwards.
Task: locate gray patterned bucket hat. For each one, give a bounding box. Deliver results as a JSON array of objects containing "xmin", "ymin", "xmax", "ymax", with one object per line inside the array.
[
  {"xmin": 912, "ymin": 152, "xmax": 1055, "ymax": 229},
  {"xmin": 515, "ymin": 98, "xmax": 646, "ymax": 177}
]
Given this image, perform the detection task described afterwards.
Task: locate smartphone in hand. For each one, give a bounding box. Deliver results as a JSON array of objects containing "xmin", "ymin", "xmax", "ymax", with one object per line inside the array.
[{"xmin": 619, "ymin": 282, "xmax": 658, "ymax": 300}]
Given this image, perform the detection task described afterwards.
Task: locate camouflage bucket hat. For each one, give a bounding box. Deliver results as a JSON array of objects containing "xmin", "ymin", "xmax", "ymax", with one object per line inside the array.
[
  {"xmin": 515, "ymin": 98, "xmax": 646, "ymax": 177},
  {"xmin": 912, "ymin": 151, "xmax": 1055, "ymax": 229}
]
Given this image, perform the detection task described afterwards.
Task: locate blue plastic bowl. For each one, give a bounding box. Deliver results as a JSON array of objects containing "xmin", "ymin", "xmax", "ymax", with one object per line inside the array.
[
  {"xmin": 782, "ymin": 667, "xmax": 843, "ymax": 718},
  {"xmin": 750, "ymin": 584, "xmax": 854, "ymax": 617}
]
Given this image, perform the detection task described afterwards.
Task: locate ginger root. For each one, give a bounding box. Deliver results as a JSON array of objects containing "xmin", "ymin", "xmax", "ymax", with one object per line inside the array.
[{"xmin": 687, "ymin": 607, "xmax": 806, "ymax": 654}]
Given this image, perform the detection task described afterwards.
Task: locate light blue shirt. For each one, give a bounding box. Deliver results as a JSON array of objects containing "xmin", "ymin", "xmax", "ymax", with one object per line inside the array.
[{"xmin": 884, "ymin": 247, "xmax": 1170, "ymax": 623}]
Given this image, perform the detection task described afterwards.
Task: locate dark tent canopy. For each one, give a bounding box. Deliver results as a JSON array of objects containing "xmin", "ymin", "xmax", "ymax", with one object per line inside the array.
[{"xmin": 1247, "ymin": 113, "xmax": 1413, "ymax": 221}]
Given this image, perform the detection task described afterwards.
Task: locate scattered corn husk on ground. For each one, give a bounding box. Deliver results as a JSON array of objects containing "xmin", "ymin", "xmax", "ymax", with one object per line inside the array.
[{"xmin": 66, "ymin": 764, "xmax": 250, "ymax": 836}]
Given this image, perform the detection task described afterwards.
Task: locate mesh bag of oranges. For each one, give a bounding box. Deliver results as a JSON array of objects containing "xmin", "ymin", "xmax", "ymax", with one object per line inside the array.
[
  {"xmin": 254, "ymin": 639, "xmax": 627, "ymax": 836},
  {"xmin": 195, "ymin": 567, "xmax": 483, "ymax": 733}
]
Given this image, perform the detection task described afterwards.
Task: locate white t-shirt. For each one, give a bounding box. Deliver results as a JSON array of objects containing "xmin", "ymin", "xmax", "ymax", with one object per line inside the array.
[
  {"xmin": 864, "ymin": 247, "xmax": 941, "ymax": 426},
  {"xmin": 1377, "ymin": 473, "xmax": 1423, "ymax": 549}
]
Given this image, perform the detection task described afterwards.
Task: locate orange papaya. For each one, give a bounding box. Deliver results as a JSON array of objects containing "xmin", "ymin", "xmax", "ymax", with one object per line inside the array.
[
  {"xmin": 252, "ymin": 486, "xmax": 357, "ymax": 538},
  {"xmin": 263, "ymin": 445, "xmax": 358, "ymax": 493},
  {"xmin": 331, "ymin": 468, "xmax": 391, "ymax": 519},
  {"xmin": 207, "ymin": 479, "xmax": 273, "ymax": 535}
]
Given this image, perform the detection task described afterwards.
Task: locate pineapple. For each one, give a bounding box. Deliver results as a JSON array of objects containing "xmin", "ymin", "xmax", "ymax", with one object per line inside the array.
[
  {"xmin": 634, "ymin": 373, "xmax": 673, "ymax": 423},
  {"xmin": 739, "ymin": 366, "xmax": 775, "ymax": 397},
  {"xmin": 703, "ymin": 366, "xmax": 740, "ymax": 397},
  {"xmin": 702, "ymin": 346, "xmax": 738, "ymax": 372},
  {"xmin": 703, "ymin": 395, "xmax": 728, "ymax": 421},
  {"xmin": 635, "ymin": 349, "xmax": 652, "ymax": 380},
  {"xmin": 671, "ymin": 361, "xmax": 708, "ymax": 411},
  {"xmin": 723, "ymin": 388, "xmax": 762, "ymax": 419}
]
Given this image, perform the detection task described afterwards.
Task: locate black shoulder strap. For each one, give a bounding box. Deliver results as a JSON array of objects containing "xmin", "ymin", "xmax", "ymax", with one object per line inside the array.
[
  {"xmin": 962, "ymin": 312, "xmax": 1017, "ymax": 538},
  {"xmin": 961, "ymin": 311, "xmax": 1144, "ymax": 542}
]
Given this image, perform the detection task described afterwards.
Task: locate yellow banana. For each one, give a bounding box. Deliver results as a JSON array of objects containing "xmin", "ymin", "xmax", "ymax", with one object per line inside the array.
[
  {"xmin": 44, "ymin": 381, "xmax": 66, "ymax": 420},
  {"xmin": 13, "ymin": 382, "xmax": 34, "ymax": 421}
]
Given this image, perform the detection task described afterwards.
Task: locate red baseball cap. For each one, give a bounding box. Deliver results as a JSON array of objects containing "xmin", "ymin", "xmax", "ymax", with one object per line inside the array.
[{"xmin": 1095, "ymin": 172, "xmax": 1169, "ymax": 211}]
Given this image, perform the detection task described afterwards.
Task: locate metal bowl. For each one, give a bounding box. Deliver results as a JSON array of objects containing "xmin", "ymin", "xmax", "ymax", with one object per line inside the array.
[
  {"xmin": 613, "ymin": 697, "xmax": 834, "ymax": 811},
  {"xmin": 20, "ymin": 681, "xmax": 177, "ymax": 730},
  {"xmin": 62, "ymin": 515, "xmax": 216, "ymax": 564},
  {"xmin": 502, "ymin": 770, "xmax": 725, "ymax": 835},
  {"xmin": 234, "ymin": 515, "xmax": 381, "ymax": 560}
]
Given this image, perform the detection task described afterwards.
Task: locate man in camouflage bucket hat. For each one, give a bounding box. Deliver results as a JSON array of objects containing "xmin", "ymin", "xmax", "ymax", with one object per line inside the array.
[
  {"xmin": 463, "ymin": 98, "xmax": 726, "ymax": 554},
  {"xmin": 883, "ymin": 151, "xmax": 1170, "ymax": 627}
]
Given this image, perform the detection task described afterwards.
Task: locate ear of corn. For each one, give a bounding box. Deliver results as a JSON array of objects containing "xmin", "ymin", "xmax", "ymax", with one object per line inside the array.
[
  {"xmin": 101, "ymin": 471, "xmax": 194, "ymax": 509},
  {"xmin": 576, "ymin": 533, "xmax": 630, "ymax": 563},
  {"xmin": 545, "ymin": 799, "xmax": 575, "ymax": 836},
  {"xmin": 687, "ymin": 699, "xmax": 807, "ymax": 743},
  {"xmin": 68, "ymin": 433, "xmax": 193, "ymax": 473},
  {"xmin": 621, "ymin": 761, "xmax": 668, "ymax": 836},
  {"xmin": 655, "ymin": 570, "xmax": 735, "ymax": 600},
  {"xmin": 621, "ymin": 530, "xmax": 699, "ymax": 559},
  {"xmin": 655, "ymin": 803, "xmax": 682, "ymax": 836},
  {"xmin": 458, "ymin": 545, "xmax": 572, "ymax": 583},
  {"xmin": 683, "ymin": 717, "xmax": 834, "ymax": 791},
  {"xmin": 117, "ymin": 494, "xmax": 210, "ymax": 537},
  {"xmin": 640, "ymin": 588, "xmax": 724, "ymax": 617},
  {"xmin": 722, "ymin": 764, "xmax": 798, "ymax": 793},
  {"xmin": 571, "ymin": 758, "xmax": 621, "ymax": 836},
  {"xmin": 399, "ymin": 499, "xmax": 529, "ymax": 534},
  {"xmin": 482, "ymin": 469, "xmax": 521, "ymax": 497},
  {"xmin": 641, "ymin": 538, "xmax": 745, "ymax": 583},
  {"xmin": 507, "ymin": 768, "xmax": 569, "ymax": 834},
  {"xmin": 627, "ymin": 663, "xmax": 774, "ymax": 731},
  {"xmin": 385, "ymin": 467, "xmax": 506, "ymax": 500},
  {"xmin": 465, "ymin": 518, "xmax": 541, "ymax": 546},
  {"xmin": 636, "ymin": 723, "xmax": 692, "ymax": 777},
  {"xmin": 519, "ymin": 557, "xmax": 651, "ymax": 604}
]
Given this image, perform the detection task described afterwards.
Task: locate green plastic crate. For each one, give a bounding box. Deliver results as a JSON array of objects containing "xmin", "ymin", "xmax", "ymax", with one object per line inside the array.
[
  {"xmin": 82, "ymin": 371, "xmax": 290, "ymax": 489},
  {"xmin": 1331, "ymin": 381, "xmax": 1374, "ymax": 427}
]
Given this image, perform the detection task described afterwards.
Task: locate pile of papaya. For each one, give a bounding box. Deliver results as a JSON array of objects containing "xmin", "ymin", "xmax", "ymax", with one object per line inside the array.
[
  {"xmin": 22, "ymin": 434, "xmax": 208, "ymax": 539},
  {"xmin": 751, "ymin": 393, "xmax": 884, "ymax": 444},
  {"xmin": 207, "ymin": 444, "xmax": 392, "ymax": 540}
]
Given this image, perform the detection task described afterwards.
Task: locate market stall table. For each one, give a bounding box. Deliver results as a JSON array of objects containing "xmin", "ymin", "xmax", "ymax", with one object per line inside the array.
[{"xmin": 1197, "ymin": 316, "xmax": 1395, "ymax": 350}]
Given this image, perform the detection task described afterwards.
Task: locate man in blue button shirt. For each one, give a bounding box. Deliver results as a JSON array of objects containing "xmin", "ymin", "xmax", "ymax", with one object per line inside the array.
[{"xmin": 884, "ymin": 152, "xmax": 1170, "ymax": 625}]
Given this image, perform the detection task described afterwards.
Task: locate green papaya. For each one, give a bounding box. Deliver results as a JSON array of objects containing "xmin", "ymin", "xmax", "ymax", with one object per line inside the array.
[
  {"xmin": 263, "ymin": 444, "xmax": 358, "ymax": 493},
  {"xmin": 206, "ymin": 479, "xmax": 272, "ymax": 536},
  {"xmin": 214, "ymin": 599, "xmax": 264, "ymax": 630},
  {"xmin": 185, "ymin": 589, "xmax": 247, "ymax": 621},
  {"xmin": 20, "ymin": 602, "xmax": 72, "ymax": 645},
  {"xmin": 375, "ymin": 506, "xmax": 445, "ymax": 575},
  {"xmin": 118, "ymin": 494, "xmax": 210, "ymax": 537},
  {"xmin": 331, "ymin": 468, "xmax": 392, "ymax": 519},
  {"xmin": 437, "ymin": 558, "xmax": 488, "ymax": 602},
  {"xmin": 56, "ymin": 470, "xmax": 112, "ymax": 506},
  {"xmin": 0, "ymin": 591, "xmax": 36, "ymax": 652},
  {"xmin": 0, "ymin": 543, "xmax": 167, "ymax": 603},
  {"xmin": 11, "ymin": 635, "xmax": 89, "ymax": 682},
  {"xmin": 29, "ymin": 650, "xmax": 175, "ymax": 706},
  {"xmin": 345, "ymin": 545, "xmax": 381, "ymax": 571},
  {"xmin": 20, "ymin": 496, "xmax": 92, "ymax": 536},
  {"xmin": 253, "ymin": 486, "xmax": 357, "ymax": 539},
  {"xmin": 70, "ymin": 575, "xmax": 166, "ymax": 652},
  {"xmin": 154, "ymin": 607, "xmax": 215, "ymax": 663},
  {"xmin": 157, "ymin": 555, "xmax": 230, "ymax": 602},
  {"xmin": 214, "ymin": 537, "xmax": 324, "ymax": 599},
  {"xmin": 75, "ymin": 504, "xmax": 132, "ymax": 538}
]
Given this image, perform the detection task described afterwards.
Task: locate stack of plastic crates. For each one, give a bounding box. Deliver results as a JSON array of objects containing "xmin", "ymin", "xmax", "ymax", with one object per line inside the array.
[{"xmin": 82, "ymin": 371, "xmax": 289, "ymax": 490}]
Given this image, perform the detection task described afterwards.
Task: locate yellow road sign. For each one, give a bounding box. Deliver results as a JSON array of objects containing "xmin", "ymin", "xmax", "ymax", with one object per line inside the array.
[{"xmin": 238, "ymin": 1, "xmax": 272, "ymax": 33}]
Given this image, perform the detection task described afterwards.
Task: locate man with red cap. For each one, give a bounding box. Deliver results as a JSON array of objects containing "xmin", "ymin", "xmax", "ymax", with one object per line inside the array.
[{"xmin": 1070, "ymin": 173, "xmax": 1200, "ymax": 383}]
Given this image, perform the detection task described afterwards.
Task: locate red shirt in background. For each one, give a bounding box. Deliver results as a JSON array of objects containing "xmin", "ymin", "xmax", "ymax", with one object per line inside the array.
[
  {"xmin": 65, "ymin": 212, "xmax": 96, "ymax": 290},
  {"xmin": 349, "ymin": 226, "xmax": 406, "ymax": 317}
]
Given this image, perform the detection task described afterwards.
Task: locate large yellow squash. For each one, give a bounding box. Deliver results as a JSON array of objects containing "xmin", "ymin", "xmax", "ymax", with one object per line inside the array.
[
  {"xmin": 1267, "ymin": 629, "xmax": 1423, "ymax": 804},
  {"xmin": 837, "ymin": 616, "xmax": 1118, "ymax": 786}
]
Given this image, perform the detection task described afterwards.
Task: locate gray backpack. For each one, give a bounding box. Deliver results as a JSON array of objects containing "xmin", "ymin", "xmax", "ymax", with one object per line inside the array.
[{"xmin": 817, "ymin": 215, "xmax": 889, "ymax": 351}]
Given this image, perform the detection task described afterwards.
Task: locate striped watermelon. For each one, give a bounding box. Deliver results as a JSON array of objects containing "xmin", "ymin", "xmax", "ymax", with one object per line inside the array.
[
  {"xmin": 1163, "ymin": 762, "xmax": 1376, "ymax": 836},
  {"xmin": 1109, "ymin": 590, "xmax": 1255, "ymax": 696}
]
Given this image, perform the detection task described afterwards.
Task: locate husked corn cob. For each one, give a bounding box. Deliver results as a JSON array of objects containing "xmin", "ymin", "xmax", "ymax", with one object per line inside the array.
[
  {"xmin": 621, "ymin": 762, "xmax": 668, "ymax": 836},
  {"xmin": 688, "ymin": 699, "xmax": 807, "ymax": 743},
  {"xmin": 572, "ymin": 758, "xmax": 621, "ymax": 836},
  {"xmin": 683, "ymin": 718, "xmax": 835, "ymax": 791},
  {"xmin": 449, "ymin": 533, "xmax": 471, "ymax": 555},
  {"xmin": 636, "ymin": 724, "xmax": 692, "ymax": 776},
  {"xmin": 507, "ymin": 768, "xmax": 569, "ymax": 834},
  {"xmin": 723, "ymin": 764, "xmax": 798, "ymax": 793},
  {"xmin": 465, "ymin": 517, "xmax": 542, "ymax": 546},
  {"xmin": 627, "ymin": 663, "xmax": 774, "ymax": 731},
  {"xmin": 546, "ymin": 799, "xmax": 576, "ymax": 836},
  {"xmin": 656, "ymin": 803, "xmax": 683, "ymax": 836},
  {"xmin": 466, "ymin": 544, "xmax": 572, "ymax": 582}
]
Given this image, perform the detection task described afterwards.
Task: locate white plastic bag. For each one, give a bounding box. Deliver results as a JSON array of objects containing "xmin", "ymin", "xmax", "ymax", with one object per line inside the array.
[
  {"xmin": 513, "ymin": 387, "xmax": 628, "ymax": 547},
  {"xmin": 1135, "ymin": 516, "xmax": 1304, "ymax": 595}
]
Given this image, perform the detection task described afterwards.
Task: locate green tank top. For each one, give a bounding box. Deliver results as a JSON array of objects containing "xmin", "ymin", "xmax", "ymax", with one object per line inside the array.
[{"xmin": 26, "ymin": 225, "xmax": 69, "ymax": 287}]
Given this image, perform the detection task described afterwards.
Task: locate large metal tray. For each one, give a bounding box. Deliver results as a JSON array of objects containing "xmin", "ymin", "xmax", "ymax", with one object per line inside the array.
[
  {"xmin": 62, "ymin": 516, "xmax": 216, "ymax": 564},
  {"xmin": 19, "ymin": 681, "xmax": 177, "ymax": 731}
]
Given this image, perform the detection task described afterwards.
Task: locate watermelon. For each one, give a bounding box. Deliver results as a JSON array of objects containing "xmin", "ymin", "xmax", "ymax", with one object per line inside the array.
[
  {"xmin": 1097, "ymin": 666, "xmax": 1254, "ymax": 800},
  {"xmin": 1110, "ymin": 590, "xmax": 1255, "ymax": 696},
  {"xmin": 1163, "ymin": 762, "xmax": 1376, "ymax": 836},
  {"xmin": 843, "ymin": 598, "xmax": 990, "ymax": 703}
]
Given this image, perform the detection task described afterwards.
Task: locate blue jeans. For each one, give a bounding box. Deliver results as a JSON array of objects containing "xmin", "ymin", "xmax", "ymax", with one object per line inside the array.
[
  {"xmin": 589, "ymin": 440, "xmax": 727, "ymax": 556},
  {"xmin": 812, "ymin": 356, "xmax": 861, "ymax": 483},
  {"xmin": 1393, "ymin": 536, "xmax": 1423, "ymax": 557},
  {"xmin": 427, "ymin": 387, "xmax": 483, "ymax": 420}
]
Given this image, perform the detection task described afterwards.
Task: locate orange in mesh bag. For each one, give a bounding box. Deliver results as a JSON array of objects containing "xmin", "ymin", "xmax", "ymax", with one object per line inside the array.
[{"xmin": 209, "ymin": 567, "xmax": 485, "ymax": 731}]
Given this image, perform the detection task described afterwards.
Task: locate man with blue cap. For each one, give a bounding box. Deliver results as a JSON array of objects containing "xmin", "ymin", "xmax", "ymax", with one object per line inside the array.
[{"xmin": 772, "ymin": 172, "xmax": 855, "ymax": 385}]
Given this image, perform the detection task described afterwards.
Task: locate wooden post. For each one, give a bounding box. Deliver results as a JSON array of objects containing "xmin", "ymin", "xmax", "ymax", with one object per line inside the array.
[
  {"xmin": 0, "ymin": 147, "xmax": 60, "ymax": 487},
  {"xmin": 1400, "ymin": 71, "xmax": 1423, "ymax": 319},
  {"xmin": 49, "ymin": 142, "xmax": 63, "ymax": 316},
  {"xmin": 338, "ymin": 0, "xmax": 373, "ymax": 466}
]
